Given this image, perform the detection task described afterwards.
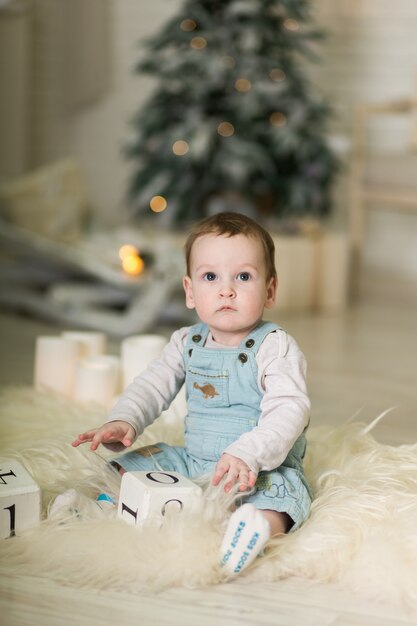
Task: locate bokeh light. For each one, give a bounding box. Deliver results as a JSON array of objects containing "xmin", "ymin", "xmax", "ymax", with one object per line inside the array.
[
  {"xmin": 119, "ymin": 245, "xmax": 145, "ymax": 276},
  {"xmin": 172, "ymin": 140, "xmax": 189, "ymax": 155},
  {"xmin": 283, "ymin": 18, "xmax": 300, "ymax": 31},
  {"xmin": 270, "ymin": 68, "xmax": 286, "ymax": 82},
  {"xmin": 235, "ymin": 78, "xmax": 252, "ymax": 92},
  {"xmin": 119, "ymin": 244, "xmax": 139, "ymax": 260},
  {"xmin": 150, "ymin": 195, "xmax": 168, "ymax": 212},
  {"xmin": 270, "ymin": 112, "xmax": 287, "ymax": 127},
  {"xmin": 190, "ymin": 36, "xmax": 207, "ymax": 50},
  {"xmin": 122, "ymin": 254, "xmax": 145, "ymax": 276},
  {"xmin": 217, "ymin": 122, "xmax": 235, "ymax": 137},
  {"xmin": 180, "ymin": 19, "xmax": 197, "ymax": 31}
]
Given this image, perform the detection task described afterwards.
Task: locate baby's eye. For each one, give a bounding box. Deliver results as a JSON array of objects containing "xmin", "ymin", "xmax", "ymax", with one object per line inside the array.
[
  {"xmin": 237, "ymin": 272, "xmax": 251, "ymax": 282},
  {"xmin": 203, "ymin": 272, "xmax": 217, "ymax": 282}
]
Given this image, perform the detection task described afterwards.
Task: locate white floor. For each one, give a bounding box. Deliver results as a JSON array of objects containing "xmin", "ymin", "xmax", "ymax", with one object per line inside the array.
[{"xmin": 1, "ymin": 268, "xmax": 417, "ymax": 625}]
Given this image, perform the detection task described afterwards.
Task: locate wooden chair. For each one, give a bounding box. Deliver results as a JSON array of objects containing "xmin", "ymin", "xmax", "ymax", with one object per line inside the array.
[{"xmin": 349, "ymin": 97, "xmax": 417, "ymax": 290}]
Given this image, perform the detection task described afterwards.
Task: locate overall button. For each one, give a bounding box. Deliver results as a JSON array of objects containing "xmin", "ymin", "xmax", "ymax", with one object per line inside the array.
[
  {"xmin": 245, "ymin": 339, "xmax": 255, "ymax": 348},
  {"xmin": 238, "ymin": 353, "xmax": 248, "ymax": 363},
  {"xmin": 192, "ymin": 334, "xmax": 202, "ymax": 343}
]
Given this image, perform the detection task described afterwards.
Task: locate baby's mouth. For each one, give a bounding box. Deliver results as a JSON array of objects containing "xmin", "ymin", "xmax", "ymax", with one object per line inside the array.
[{"xmin": 217, "ymin": 305, "xmax": 236, "ymax": 312}]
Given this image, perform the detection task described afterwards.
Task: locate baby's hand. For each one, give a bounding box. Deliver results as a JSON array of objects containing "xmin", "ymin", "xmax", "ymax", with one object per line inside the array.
[
  {"xmin": 212, "ymin": 453, "xmax": 257, "ymax": 493},
  {"xmin": 72, "ymin": 421, "xmax": 136, "ymax": 452}
]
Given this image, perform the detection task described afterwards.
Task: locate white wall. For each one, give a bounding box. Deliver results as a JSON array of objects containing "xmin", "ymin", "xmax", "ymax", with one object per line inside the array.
[
  {"xmin": 313, "ymin": 0, "xmax": 417, "ymax": 135},
  {"xmin": 0, "ymin": 2, "xmax": 32, "ymax": 180},
  {"xmin": 66, "ymin": 0, "xmax": 182, "ymax": 225},
  {"xmin": 65, "ymin": 0, "xmax": 417, "ymax": 277}
]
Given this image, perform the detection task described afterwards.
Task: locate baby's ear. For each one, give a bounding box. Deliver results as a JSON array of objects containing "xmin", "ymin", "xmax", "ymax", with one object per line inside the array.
[
  {"xmin": 183, "ymin": 275, "xmax": 195, "ymax": 309},
  {"xmin": 264, "ymin": 276, "xmax": 277, "ymax": 309}
]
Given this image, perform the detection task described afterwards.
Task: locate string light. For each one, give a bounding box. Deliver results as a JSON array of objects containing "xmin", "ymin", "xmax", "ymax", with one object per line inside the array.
[
  {"xmin": 119, "ymin": 245, "xmax": 145, "ymax": 276},
  {"xmin": 150, "ymin": 195, "xmax": 167, "ymax": 212},
  {"xmin": 270, "ymin": 112, "xmax": 287, "ymax": 127},
  {"xmin": 270, "ymin": 68, "xmax": 286, "ymax": 82},
  {"xmin": 234, "ymin": 78, "xmax": 252, "ymax": 93},
  {"xmin": 122, "ymin": 254, "xmax": 145, "ymax": 276},
  {"xmin": 172, "ymin": 140, "xmax": 189, "ymax": 156},
  {"xmin": 217, "ymin": 122, "xmax": 235, "ymax": 137},
  {"xmin": 221, "ymin": 55, "xmax": 235, "ymax": 68},
  {"xmin": 190, "ymin": 36, "xmax": 207, "ymax": 50},
  {"xmin": 180, "ymin": 18, "xmax": 197, "ymax": 31},
  {"xmin": 283, "ymin": 18, "xmax": 300, "ymax": 31},
  {"xmin": 119, "ymin": 244, "xmax": 138, "ymax": 260}
]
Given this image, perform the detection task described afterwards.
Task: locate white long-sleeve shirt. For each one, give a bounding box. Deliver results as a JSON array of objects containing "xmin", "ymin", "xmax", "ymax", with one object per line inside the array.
[{"xmin": 106, "ymin": 325, "xmax": 310, "ymax": 474}]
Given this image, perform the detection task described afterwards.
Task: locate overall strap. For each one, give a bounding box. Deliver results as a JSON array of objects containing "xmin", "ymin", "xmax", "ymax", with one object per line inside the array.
[
  {"xmin": 185, "ymin": 322, "xmax": 210, "ymax": 348},
  {"xmin": 238, "ymin": 321, "xmax": 283, "ymax": 356},
  {"xmin": 184, "ymin": 323, "xmax": 209, "ymax": 367}
]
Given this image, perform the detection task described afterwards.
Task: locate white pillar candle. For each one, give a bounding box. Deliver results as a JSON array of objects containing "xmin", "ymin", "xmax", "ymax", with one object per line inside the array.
[
  {"xmin": 61, "ymin": 331, "xmax": 107, "ymax": 358},
  {"xmin": 73, "ymin": 356, "xmax": 120, "ymax": 408},
  {"xmin": 34, "ymin": 336, "xmax": 79, "ymax": 397},
  {"xmin": 121, "ymin": 334, "xmax": 167, "ymax": 389},
  {"xmin": 92, "ymin": 354, "xmax": 121, "ymax": 395}
]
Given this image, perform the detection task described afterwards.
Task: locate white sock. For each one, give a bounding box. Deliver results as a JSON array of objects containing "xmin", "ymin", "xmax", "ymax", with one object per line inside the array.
[
  {"xmin": 49, "ymin": 489, "xmax": 115, "ymax": 520},
  {"xmin": 220, "ymin": 503, "xmax": 271, "ymax": 576}
]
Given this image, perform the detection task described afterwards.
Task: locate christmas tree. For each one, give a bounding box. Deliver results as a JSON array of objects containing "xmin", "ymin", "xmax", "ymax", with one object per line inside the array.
[{"xmin": 126, "ymin": 0, "xmax": 338, "ymax": 225}]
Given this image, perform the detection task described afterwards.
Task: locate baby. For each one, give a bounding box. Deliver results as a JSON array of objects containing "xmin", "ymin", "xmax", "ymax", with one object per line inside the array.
[{"xmin": 71, "ymin": 211, "xmax": 312, "ymax": 575}]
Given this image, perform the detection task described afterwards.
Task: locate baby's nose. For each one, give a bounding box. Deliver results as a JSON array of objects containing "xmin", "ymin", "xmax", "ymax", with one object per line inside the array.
[{"xmin": 219, "ymin": 282, "xmax": 235, "ymax": 297}]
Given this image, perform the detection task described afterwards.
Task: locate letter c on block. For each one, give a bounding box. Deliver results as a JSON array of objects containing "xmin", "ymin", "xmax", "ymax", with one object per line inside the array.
[{"xmin": 161, "ymin": 499, "xmax": 183, "ymax": 516}]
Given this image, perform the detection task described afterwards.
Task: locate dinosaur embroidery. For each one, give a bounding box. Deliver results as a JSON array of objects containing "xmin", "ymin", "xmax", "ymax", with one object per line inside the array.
[{"xmin": 193, "ymin": 382, "xmax": 219, "ymax": 399}]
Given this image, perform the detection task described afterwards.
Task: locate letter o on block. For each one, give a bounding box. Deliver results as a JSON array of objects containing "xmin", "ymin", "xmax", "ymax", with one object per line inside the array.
[{"xmin": 117, "ymin": 470, "xmax": 202, "ymax": 526}]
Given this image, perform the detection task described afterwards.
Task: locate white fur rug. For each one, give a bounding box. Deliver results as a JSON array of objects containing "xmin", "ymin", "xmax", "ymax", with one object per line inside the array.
[{"xmin": 1, "ymin": 387, "xmax": 417, "ymax": 611}]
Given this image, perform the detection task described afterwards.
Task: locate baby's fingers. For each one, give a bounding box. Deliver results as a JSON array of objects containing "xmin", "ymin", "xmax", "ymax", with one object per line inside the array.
[
  {"xmin": 235, "ymin": 468, "xmax": 257, "ymax": 492},
  {"xmin": 237, "ymin": 469, "xmax": 250, "ymax": 491},
  {"xmin": 89, "ymin": 425, "xmax": 133, "ymax": 451},
  {"xmin": 121, "ymin": 428, "xmax": 135, "ymax": 448},
  {"xmin": 71, "ymin": 430, "xmax": 98, "ymax": 447},
  {"xmin": 90, "ymin": 429, "xmax": 113, "ymax": 451},
  {"xmin": 248, "ymin": 471, "xmax": 257, "ymax": 487},
  {"xmin": 212, "ymin": 461, "xmax": 230, "ymax": 486},
  {"xmin": 224, "ymin": 471, "xmax": 239, "ymax": 492}
]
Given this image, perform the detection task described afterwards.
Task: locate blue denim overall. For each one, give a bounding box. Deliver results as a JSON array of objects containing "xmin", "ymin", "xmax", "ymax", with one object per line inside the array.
[{"xmin": 114, "ymin": 322, "xmax": 312, "ymax": 530}]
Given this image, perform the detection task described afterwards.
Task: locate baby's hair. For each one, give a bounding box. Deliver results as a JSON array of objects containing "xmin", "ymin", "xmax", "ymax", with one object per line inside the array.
[{"xmin": 184, "ymin": 211, "xmax": 277, "ymax": 280}]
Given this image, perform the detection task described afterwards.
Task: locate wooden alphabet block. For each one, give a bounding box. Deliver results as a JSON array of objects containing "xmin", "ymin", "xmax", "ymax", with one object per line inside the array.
[
  {"xmin": 117, "ymin": 470, "xmax": 203, "ymax": 527},
  {"xmin": 0, "ymin": 459, "xmax": 41, "ymax": 539}
]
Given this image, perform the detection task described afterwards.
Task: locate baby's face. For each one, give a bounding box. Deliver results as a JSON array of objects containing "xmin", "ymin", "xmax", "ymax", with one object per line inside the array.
[{"xmin": 183, "ymin": 233, "xmax": 276, "ymax": 345}]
